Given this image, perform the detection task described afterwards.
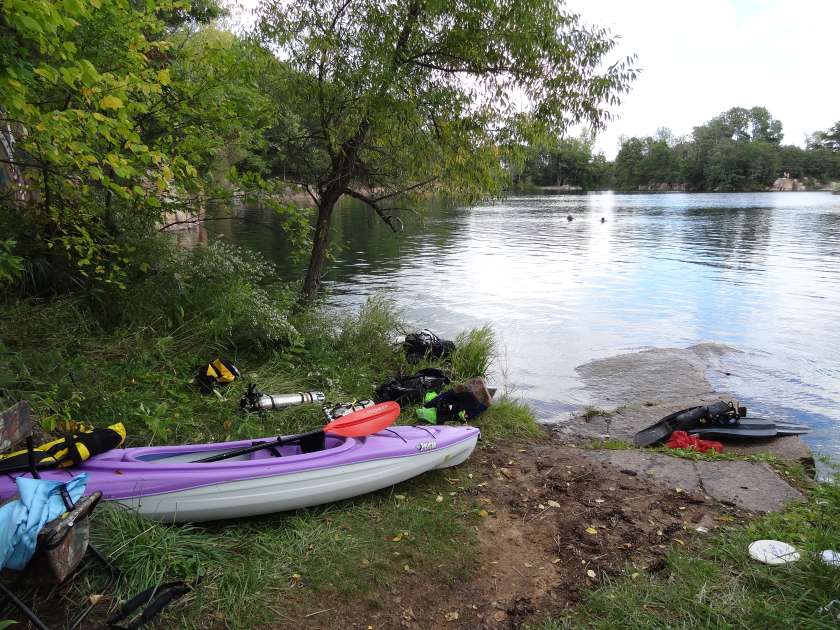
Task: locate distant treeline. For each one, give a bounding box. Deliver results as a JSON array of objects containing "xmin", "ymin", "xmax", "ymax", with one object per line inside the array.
[{"xmin": 515, "ymin": 107, "xmax": 840, "ymax": 192}]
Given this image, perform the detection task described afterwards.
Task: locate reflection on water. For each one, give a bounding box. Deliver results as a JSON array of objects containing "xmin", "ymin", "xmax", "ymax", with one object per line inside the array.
[{"xmin": 207, "ymin": 192, "xmax": 840, "ymax": 460}]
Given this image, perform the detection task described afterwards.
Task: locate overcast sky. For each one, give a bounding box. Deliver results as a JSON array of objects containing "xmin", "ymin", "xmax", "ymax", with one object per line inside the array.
[
  {"xmin": 234, "ymin": 0, "xmax": 839, "ymax": 159},
  {"xmin": 566, "ymin": 0, "xmax": 840, "ymax": 158}
]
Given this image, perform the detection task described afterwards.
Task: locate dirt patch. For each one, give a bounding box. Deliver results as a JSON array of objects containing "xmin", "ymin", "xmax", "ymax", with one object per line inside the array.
[{"xmin": 309, "ymin": 438, "xmax": 742, "ymax": 629}]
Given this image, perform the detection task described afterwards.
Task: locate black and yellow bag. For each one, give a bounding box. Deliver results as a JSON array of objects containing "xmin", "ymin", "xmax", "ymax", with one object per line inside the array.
[
  {"xmin": 196, "ymin": 358, "xmax": 240, "ymax": 394},
  {"xmin": 0, "ymin": 423, "xmax": 126, "ymax": 474}
]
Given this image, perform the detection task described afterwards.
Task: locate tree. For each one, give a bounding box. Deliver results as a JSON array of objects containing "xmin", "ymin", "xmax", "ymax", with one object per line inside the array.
[
  {"xmin": 256, "ymin": 0, "xmax": 636, "ymax": 298},
  {"xmin": 809, "ymin": 121, "xmax": 840, "ymax": 152},
  {"xmin": 520, "ymin": 137, "xmax": 596, "ymax": 188},
  {"xmin": 613, "ymin": 137, "xmax": 645, "ymax": 190},
  {"xmin": 0, "ymin": 0, "xmax": 270, "ymax": 292}
]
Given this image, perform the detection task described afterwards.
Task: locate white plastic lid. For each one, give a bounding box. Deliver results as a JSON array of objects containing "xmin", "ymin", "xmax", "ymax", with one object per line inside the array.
[
  {"xmin": 820, "ymin": 550, "xmax": 840, "ymax": 567},
  {"xmin": 748, "ymin": 540, "xmax": 800, "ymax": 565}
]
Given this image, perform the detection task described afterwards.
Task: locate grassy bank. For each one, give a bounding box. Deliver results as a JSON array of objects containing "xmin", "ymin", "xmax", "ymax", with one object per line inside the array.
[
  {"xmin": 0, "ymin": 237, "xmax": 540, "ymax": 626},
  {"xmin": 536, "ymin": 475, "xmax": 840, "ymax": 629}
]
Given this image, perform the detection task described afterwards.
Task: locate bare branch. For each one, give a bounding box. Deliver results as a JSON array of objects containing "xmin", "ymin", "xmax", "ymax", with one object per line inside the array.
[{"xmin": 344, "ymin": 188, "xmax": 405, "ymax": 232}]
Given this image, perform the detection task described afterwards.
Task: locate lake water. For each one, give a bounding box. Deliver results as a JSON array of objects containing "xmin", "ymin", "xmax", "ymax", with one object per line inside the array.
[{"xmin": 208, "ymin": 192, "xmax": 840, "ymax": 460}]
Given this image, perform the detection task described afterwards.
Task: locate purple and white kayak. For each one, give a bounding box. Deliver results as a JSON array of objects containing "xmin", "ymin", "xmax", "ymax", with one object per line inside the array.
[{"xmin": 0, "ymin": 425, "xmax": 479, "ymax": 522}]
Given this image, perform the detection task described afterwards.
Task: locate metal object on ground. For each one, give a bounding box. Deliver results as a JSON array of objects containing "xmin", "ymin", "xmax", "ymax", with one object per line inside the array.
[{"xmin": 240, "ymin": 384, "xmax": 325, "ymax": 412}]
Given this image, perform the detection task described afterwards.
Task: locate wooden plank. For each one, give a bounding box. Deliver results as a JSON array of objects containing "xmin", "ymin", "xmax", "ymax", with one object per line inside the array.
[{"xmin": 0, "ymin": 401, "xmax": 32, "ymax": 453}]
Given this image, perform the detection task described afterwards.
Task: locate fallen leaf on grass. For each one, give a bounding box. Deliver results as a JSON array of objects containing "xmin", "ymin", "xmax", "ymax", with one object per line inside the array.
[
  {"xmin": 548, "ymin": 500, "xmax": 561, "ymax": 508},
  {"xmin": 586, "ymin": 527, "xmax": 598, "ymax": 535},
  {"xmin": 392, "ymin": 533, "xmax": 403, "ymax": 542},
  {"xmin": 631, "ymin": 572, "xmax": 640, "ymax": 580},
  {"xmin": 478, "ymin": 509, "xmax": 489, "ymax": 518}
]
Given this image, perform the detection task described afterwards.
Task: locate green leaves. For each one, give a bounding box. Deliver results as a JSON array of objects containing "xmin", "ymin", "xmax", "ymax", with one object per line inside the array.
[
  {"xmin": 1, "ymin": 0, "xmax": 265, "ymax": 292},
  {"xmin": 257, "ymin": 0, "xmax": 637, "ymax": 295},
  {"xmin": 98, "ymin": 95, "xmax": 123, "ymax": 110}
]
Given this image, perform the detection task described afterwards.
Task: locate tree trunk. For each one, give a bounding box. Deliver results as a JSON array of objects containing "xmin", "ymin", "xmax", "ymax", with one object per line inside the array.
[{"xmin": 301, "ymin": 198, "xmax": 336, "ymax": 300}]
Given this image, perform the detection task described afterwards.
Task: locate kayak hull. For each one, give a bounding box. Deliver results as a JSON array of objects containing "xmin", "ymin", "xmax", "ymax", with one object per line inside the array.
[
  {"xmin": 0, "ymin": 425, "xmax": 479, "ymax": 523},
  {"xmin": 118, "ymin": 434, "xmax": 476, "ymax": 522}
]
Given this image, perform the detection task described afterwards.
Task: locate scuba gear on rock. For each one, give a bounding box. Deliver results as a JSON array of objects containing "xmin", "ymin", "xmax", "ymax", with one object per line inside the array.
[
  {"xmin": 633, "ymin": 401, "xmax": 742, "ymax": 447},
  {"xmin": 633, "ymin": 400, "xmax": 810, "ymax": 447}
]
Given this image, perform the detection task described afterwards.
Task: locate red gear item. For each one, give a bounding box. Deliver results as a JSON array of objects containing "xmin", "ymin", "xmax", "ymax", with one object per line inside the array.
[{"xmin": 665, "ymin": 430, "xmax": 723, "ymax": 453}]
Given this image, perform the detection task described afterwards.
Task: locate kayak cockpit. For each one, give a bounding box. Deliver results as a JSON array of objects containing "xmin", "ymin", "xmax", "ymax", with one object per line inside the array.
[{"xmin": 124, "ymin": 435, "xmax": 352, "ymax": 464}]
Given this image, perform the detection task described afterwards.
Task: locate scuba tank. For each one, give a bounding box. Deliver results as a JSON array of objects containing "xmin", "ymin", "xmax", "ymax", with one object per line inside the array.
[{"xmin": 240, "ymin": 383, "xmax": 325, "ymax": 412}]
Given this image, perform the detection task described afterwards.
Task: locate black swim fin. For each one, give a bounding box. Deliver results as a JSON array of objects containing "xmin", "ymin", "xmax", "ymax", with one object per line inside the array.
[
  {"xmin": 690, "ymin": 417, "xmax": 810, "ymax": 439},
  {"xmin": 633, "ymin": 401, "xmax": 738, "ymax": 447}
]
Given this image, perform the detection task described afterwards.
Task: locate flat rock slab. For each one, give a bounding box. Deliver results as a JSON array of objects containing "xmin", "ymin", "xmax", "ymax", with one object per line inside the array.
[
  {"xmin": 584, "ymin": 449, "xmax": 702, "ymax": 493},
  {"xmin": 566, "ymin": 343, "xmax": 814, "ymax": 467},
  {"xmin": 576, "ymin": 343, "xmax": 734, "ymax": 405},
  {"xmin": 585, "ymin": 449, "xmax": 803, "ymax": 513}
]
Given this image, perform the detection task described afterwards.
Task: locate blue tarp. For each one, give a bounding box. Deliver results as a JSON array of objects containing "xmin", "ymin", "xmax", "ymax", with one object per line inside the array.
[{"xmin": 0, "ymin": 474, "xmax": 88, "ymax": 571}]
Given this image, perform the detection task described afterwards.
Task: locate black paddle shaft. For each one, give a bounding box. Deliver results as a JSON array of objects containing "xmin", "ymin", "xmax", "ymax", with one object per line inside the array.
[{"xmin": 193, "ymin": 429, "xmax": 324, "ymax": 463}]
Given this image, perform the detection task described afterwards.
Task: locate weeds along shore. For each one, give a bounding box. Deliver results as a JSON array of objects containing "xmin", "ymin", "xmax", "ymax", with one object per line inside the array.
[
  {"xmin": 2, "ymin": 238, "xmax": 838, "ymax": 628},
  {"xmin": 0, "ymin": 237, "xmax": 539, "ymax": 626}
]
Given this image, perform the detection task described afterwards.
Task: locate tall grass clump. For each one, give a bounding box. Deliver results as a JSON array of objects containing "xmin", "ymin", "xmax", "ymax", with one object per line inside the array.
[
  {"xmin": 284, "ymin": 295, "xmax": 405, "ymax": 401},
  {"xmin": 474, "ymin": 398, "xmax": 543, "ymax": 443},
  {"xmin": 0, "ymin": 237, "xmax": 304, "ymax": 443},
  {"xmin": 450, "ymin": 325, "xmax": 495, "ymax": 381},
  {"xmin": 105, "ymin": 238, "xmax": 300, "ymax": 355}
]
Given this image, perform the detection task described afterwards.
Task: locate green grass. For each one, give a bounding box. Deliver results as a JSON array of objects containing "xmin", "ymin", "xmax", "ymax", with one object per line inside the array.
[
  {"xmin": 474, "ymin": 398, "xmax": 544, "ymax": 443},
  {"xmin": 588, "ymin": 437, "xmax": 634, "ymax": 450},
  {"xmin": 87, "ymin": 469, "xmax": 480, "ymax": 627},
  {"xmin": 450, "ymin": 325, "xmax": 495, "ymax": 381},
  {"xmin": 533, "ymin": 477, "xmax": 840, "ymax": 629},
  {"xmin": 0, "ymin": 239, "xmax": 542, "ymax": 626},
  {"xmin": 577, "ymin": 405, "xmax": 613, "ymax": 422}
]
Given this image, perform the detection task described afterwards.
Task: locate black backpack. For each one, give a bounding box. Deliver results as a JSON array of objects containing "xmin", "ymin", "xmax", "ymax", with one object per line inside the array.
[
  {"xmin": 403, "ymin": 330, "xmax": 455, "ymax": 364},
  {"xmin": 374, "ymin": 368, "xmax": 450, "ymax": 405}
]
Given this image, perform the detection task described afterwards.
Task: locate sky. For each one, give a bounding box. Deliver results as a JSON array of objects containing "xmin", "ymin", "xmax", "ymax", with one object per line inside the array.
[
  {"xmin": 233, "ymin": 0, "xmax": 839, "ymax": 160},
  {"xmin": 565, "ymin": 0, "xmax": 840, "ymax": 158}
]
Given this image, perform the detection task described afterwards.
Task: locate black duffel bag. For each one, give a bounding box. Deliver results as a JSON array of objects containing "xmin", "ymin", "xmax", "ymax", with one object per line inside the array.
[{"xmin": 374, "ymin": 368, "xmax": 450, "ymax": 405}]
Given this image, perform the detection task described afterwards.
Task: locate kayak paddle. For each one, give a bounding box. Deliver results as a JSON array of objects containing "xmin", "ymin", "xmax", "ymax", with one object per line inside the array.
[{"xmin": 194, "ymin": 401, "xmax": 401, "ymax": 463}]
